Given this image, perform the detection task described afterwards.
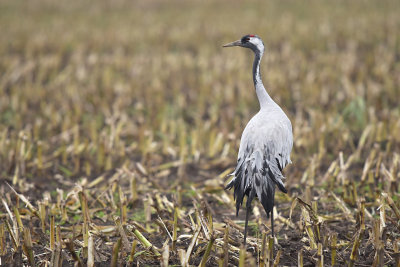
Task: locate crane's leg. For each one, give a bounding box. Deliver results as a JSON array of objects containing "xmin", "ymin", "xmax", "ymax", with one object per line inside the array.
[
  {"xmin": 244, "ymin": 204, "xmax": 251, "ymax": 247},
  {"xmin": 271, "ymin": 208, "xmax": 274, "ymax": 238},
  {"xmin": 271, "ymin": 206, "xmax": 274, "ymax": 259}
]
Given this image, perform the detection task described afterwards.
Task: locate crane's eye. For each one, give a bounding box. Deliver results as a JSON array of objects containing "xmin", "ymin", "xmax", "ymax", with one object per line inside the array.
[
  {"xmin": 241, "ymin": 37, "xmax": 250, "ymax": 43},
  {"xmin": 241, "ymin": 35, "xmax": 255, "ymax": 43}
]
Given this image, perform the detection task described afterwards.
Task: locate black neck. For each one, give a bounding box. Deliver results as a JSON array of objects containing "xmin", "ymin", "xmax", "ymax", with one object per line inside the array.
[{"xmin": 252, "ymin": 51, "xmax": 271, "ymax": 108}]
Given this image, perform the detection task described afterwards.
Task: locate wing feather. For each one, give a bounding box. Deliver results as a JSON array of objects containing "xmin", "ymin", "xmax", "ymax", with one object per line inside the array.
[{"xmin": 225, "ymin": 107, "xmax": 292, "ymax": 216}]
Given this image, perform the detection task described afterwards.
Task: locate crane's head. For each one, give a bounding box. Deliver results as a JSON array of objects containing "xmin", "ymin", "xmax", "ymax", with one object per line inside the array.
[{"xmin": 223, "ymin": 34, "xmax": 264, "ymax": 54}]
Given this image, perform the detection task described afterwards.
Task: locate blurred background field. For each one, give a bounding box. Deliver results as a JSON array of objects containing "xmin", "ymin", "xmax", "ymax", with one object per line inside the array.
[{"xmin": 1, "ymin": 0, "xmax": 400, "ymax": 266}]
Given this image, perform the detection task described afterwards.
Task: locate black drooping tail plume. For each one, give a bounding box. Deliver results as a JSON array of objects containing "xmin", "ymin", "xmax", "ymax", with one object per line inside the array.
[{"xmin": 225, "ymin": 148, "xmax": 287, "ymax": 245}]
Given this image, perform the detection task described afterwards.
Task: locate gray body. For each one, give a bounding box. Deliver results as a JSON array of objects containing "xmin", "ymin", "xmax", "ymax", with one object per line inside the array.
[
  {"xmin": 231, "ymin": 95, "xmax": 292, "ymax": 215},
  {"xmin": 224, "ymin": 35, "xmax": 293, "ymax": 245}
]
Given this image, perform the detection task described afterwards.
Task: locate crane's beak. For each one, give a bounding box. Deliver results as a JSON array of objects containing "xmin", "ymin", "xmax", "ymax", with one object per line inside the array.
[{"xmin": 223, "ymin": 40, "xmax": 242, "ymax": 48}]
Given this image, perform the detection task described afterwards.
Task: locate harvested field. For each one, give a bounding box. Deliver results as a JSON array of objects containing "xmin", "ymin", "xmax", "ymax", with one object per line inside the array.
[{"xmin": 1, "ymin": 0, "xmax": 400, "ymax": 266}]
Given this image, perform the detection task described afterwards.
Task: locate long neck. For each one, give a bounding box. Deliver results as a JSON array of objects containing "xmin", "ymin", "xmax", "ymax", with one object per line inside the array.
[{"xmin": 252, "ymin": 51, "xmax": 271, "ymax": 109}]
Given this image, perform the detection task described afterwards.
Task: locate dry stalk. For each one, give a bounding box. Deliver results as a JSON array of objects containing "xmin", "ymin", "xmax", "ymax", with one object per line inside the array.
[
  {"xmin": 5, "ymin": 219, "xmax": 19, "ymax": 249},
  {"xmin": 331, "ymin": 233, "xmax": 337, "ymax": 266},
  {"xmin": 0, "ymin": 223, "xmax": 4, "ymax": 256},
  {"xmin": 184, "ymin": 225, "xmax": 201, "ymax": 266},
  {"xmin": 78, "ymin": 190, "xmax": 91, "ymax": 224},
  {"xmin": 382, "ymin": 193, "xmax": 400, "ymax": 220},
  {"xmin": 128, "ymin": 239, "xmax": 137, "ymax": 264},
  {"xmin": 394, "ymin": 239, "xmax": 400, "ymax": 267},
  {"xmin": 172, "ymin": 206, "xmax": 179, "ymax": 251},
  {"xmin": 13, "ymin": 207, "xmax": 23, "ymax": 232},
  {"xmin": 115, "ymin": 216, "xmax": 130, "ymax": 251},
  {"xmin": 161, "ymin": 241, "xmax": 169, "ymax": 267},
  {"xmin": 66, "ymin": 240, "xmax": 83, "ymax": 267},
  {"xmin": 82, "ymin": 221, "xmax": 89, "ymax": 258},
  {"xmin": 50, "ymin": 242, "xmax": 62, "ymax": 267},
  {"xmin": 111, "ymin": 238, "xmax": 122, "ymax": 267},
  {"xmin": 119, "ymin": 186, "xmax": 127, "ymax": 223},
  {"xmin": 22, "ymin": 228, "xmax": 35, "ymax": 267},
  {"xmin": 273, "ymin": 250, "xmax": 281, "ymax": 267},
  {"xmin": 6, "ymin": 184, "xmax": 39, "ymax": 217},
  {"xmin": 157, "ymin": 214, "xmax": 173, "ymax": 241},
  {"xmin": 348, "ymin": 203, "xmax": 366, "ymax": 267},
  {"xmin": 331, "ymin": 192, "xmax": 354, "ymax": 220},
  {"xmin": 223, "ymin": 225, "xmax": 229, "ymax": 267},
  {"xmin": 199, "ymin": 235, "xmax": 216, "ymax": 267},
  {"xmin": 317, "ymin": 243, "xmax": 323, "ymax": 267},
  {"xmin": 267, "ymin": 236, "xmax": 274, "ymax": 267},
  {"xmin": 372, "ymin": 219, "xmax": 384, "ymax": 267},
  {"xmin": 39, "ymin": 201, "xmax": 46, "ymax": 233},
  {"xmin": 238, "ymin": 245, "xmax": 246, "ymax": 267},
  {"xmin": 144, "ymin": 194, "xmax": 152, "ymax": 231},
  {"xmin": 130, "ymin": 224, "xmax": 161, "ymax": 256},
  {"xmin": 298, "ymin": 249, "xmax": 303, "ymax": 267},
  {"xmin": 87, "ymin": 234, "xmax": 94, "ymax": 267},
  {"xmin": 50, "ymin": 215, "xmax": 55, "ymax": 250}
]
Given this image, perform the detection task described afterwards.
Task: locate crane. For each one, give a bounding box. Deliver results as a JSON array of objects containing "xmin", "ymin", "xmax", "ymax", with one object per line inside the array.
[{"xmin": 223, "ymin": 34, "xmax": 293, "ymax": 246}]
